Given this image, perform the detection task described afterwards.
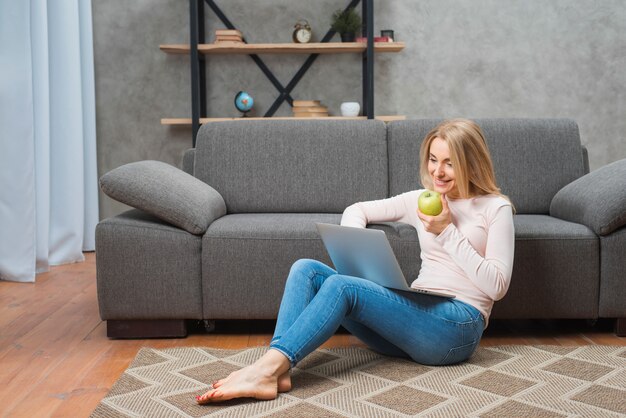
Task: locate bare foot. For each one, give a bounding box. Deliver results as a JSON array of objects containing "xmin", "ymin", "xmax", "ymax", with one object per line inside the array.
[
  {"xmin": 196, "ymin": 365, "xmax": 278, "ymax": 403},
  {"xmin": 196, "ymin": 349, "xmax": 290, "ymax": 404},
  {"xmin": 211, "ymin": 371, "xmax": 290, "ymax": 392}
]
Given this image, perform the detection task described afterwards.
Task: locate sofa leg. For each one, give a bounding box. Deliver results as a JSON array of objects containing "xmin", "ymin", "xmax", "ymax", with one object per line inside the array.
[
  {"xmin": 616, "ymin": 318, "xmax": 626, "ymax": 337},
  {"xmin": 107, "ymin": 319, "xmax": 187, "ymax": 339},
  {"xmin": 203, "ymin": 319, "xmax": 216, "ymax": 332}
]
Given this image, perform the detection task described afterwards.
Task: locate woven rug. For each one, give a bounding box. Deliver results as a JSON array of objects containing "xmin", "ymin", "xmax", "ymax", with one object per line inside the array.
[{"xmin": 91, "ymin": 345, "xmax": 626, "ymax": 418}]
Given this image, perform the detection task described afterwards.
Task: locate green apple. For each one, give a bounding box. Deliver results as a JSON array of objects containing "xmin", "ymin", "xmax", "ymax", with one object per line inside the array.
[{"xmin": 418, "ymin": 190, "xmax": 443, "ymax": 216}]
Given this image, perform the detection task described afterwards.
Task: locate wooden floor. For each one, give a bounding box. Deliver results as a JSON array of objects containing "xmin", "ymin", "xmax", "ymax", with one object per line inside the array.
[{"xmin": 0, "ymin": 253, "xmax": 623, "ymax": 418}]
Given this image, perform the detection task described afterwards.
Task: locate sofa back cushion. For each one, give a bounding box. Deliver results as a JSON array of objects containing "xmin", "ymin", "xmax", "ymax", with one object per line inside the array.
[
  {"xmin": 388, "ymin": 119, "xmax": 586, "ymax": 214},
  {"xmin": 195, "ymin": 120, "xmax": 388, "ymax": 213}
]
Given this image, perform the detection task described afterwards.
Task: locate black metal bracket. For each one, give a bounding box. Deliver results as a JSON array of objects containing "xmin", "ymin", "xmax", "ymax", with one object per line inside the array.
[
  {"xmin": 189, "ymin": 0, "xmax": 375, "ymax": 145},
  {"xmin": 362, "ymin": 0, "xmax": 374, "ymax": 118}
]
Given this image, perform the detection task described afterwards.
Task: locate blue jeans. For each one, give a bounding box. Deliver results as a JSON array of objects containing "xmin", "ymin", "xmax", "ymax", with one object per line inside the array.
[{"xmin": 269, "ymin": 259, "xmax": 484, "ymax": 368}]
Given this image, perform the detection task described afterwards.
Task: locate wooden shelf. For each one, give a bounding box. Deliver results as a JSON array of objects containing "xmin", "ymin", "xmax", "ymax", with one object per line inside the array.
[
  {"xmin": 162, "ymin": 116, "xmax": 406, "ymax": 125},
  {"xmin": 166, "ymin": 3, "xmax": 405, "ymax": 144},
  {"xmin": 160, "ymin": 42, "xmax": 405, "ymax": 55}
]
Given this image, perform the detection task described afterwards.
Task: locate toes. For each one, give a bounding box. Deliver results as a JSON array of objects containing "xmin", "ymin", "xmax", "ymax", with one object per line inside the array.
[
  {"xmin": 208, "ymin": 391, "xmax": 223, "ymax": 402},
  {"xmin": 196, "ymin": 390, "xmax": 223, "ymax": 404},
  {"xmin": 196, "ymin": 390, "xmax": 214, "ymax": 404}
]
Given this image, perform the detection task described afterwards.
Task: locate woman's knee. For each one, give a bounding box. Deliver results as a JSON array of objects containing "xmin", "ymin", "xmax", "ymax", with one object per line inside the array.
[
  {"xmin": 290, "ymin": 258, "xmax": 325, "ymax": 273},
  {"xmin": 289, "ymin": 259, "xmax": 328, "ymax": 279},
  {"xmin": 287, "ymin": 259, "xmax": 333, "ymax": 286},
  {"xmin": 321, "ymin": 275, "xmax": 359, "ymax": 303},
  {"xmin": 323, "ymin": 274, "xmax": 349, "ymax": 287}
]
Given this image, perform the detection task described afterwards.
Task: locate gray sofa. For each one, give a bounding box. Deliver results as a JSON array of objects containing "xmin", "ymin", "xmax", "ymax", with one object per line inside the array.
[{"xmin": 96, "ymin": 119, "xmax": 626, "ymax": 338}]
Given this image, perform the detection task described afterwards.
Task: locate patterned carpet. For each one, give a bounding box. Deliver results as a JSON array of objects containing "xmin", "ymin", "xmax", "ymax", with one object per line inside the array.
[{"xmin": 91, "ymin": 345, "xmax": 626, "ymax": 417}]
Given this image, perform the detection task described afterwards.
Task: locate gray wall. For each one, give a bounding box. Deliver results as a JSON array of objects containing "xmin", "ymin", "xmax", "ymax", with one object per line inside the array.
[{"xmin": 93, "ymin": 0, "xmax": 626, "ymax": 219}]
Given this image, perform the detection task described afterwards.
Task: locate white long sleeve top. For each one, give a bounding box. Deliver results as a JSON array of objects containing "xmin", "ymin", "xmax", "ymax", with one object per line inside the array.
[{"xmin": 341, "ymin": 190, "xmax": 515, "ymax": 326}]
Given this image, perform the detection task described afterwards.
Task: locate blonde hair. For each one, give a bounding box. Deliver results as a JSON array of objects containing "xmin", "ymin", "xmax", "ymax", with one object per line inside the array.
[{"xmin": 419, "ymin": 119, "xmax": 510, "ymax": 203}]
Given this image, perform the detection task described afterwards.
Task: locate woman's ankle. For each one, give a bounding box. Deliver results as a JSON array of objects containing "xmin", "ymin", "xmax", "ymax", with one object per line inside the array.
[{"xmin": 256, "ymin": 349, "xmax": 291, "ymax": 377}]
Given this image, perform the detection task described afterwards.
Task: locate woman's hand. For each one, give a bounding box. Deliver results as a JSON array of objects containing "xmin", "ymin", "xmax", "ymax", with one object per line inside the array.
[{"xmin": 417, "ymin": 194, "xmax": 452, "ymax": 235}]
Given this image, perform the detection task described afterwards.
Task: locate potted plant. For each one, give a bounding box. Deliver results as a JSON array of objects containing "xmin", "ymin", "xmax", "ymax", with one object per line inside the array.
[{"xmin": 331, "ymin": 8, "xmax": 362, "ymax": 42}]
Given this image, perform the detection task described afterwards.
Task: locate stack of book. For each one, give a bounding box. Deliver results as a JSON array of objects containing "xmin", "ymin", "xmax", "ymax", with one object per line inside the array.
[
  {"xmin": 214, "ymin": 29, "xmax": 244, "ymax": 44},
  {"xmin": 355, "ymin": 36, "xmax": 393, "ymax": 43},
  {"xmin": 292, "ymin": 100, "xmax": 328, "ymax": 118}
]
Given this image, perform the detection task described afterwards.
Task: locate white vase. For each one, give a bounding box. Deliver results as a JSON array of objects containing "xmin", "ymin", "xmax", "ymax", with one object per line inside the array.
[{"xmin": 340, "ymin": 102, "xmax": 360, "ymax": 117}]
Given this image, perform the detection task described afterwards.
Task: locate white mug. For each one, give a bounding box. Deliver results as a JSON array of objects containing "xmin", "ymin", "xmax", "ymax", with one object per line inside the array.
[{"xmin": 340, "ymin": 102, "xmax": 360, "ymax": 117}]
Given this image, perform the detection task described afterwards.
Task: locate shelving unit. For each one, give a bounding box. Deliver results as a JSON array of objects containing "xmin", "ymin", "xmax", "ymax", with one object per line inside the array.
[
  {"xmin": 160, "ymin": 42, "xmax": 405, "ymax": 55},
  {"xmin": 161, "ymin": 115, "xmax": 406, "ymax": 125},
  {"xmin": 165, "ymin": 0, "xmax": 405, "ymax": 145}
]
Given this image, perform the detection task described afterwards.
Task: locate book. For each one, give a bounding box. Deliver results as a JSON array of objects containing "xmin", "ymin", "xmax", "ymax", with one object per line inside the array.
[
  {"xmin": 216, "ymin": 29, "xmax": 243, "ymax": 36},
  {"xmin": 216, "ymin": 35, "xmax": 244, "ymax": 41},
  {"xmin": 293, "ymin": 100, "xmax": 321, "ymax": 107},
  {"xmin": 355, "ymin": 36, "xmax": 392, "ymax": 43},
  {"xmin": 214, "ymin": 40, "xmax": 245, "ymax": 45},
  {"xmin": 293, "ymin": 111, "xmax": 329, "ymax": 117},
  {"xmin": 292, "ymin": 106, "xmax": 328, "ymax": 113}
]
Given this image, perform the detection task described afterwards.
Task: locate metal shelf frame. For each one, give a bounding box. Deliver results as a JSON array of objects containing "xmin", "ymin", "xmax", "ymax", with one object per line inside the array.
[{"xmin": 188, "ymin": 0, "xmax": 374, "ymax": 145}]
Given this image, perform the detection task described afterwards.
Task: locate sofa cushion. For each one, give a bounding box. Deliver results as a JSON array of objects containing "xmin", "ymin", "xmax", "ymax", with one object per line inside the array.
[
  {"xmin": 201, "ymin": 215, "xmax": 421, "ymax": 319},
  {"xmin": 201, "ymin": 212, "xmax": 599, "ymax": 320},
  {"xmin": 99, "ymin": 160, "xmax": 226, "ymax": 235},
  {"xmin": 550, "ymin": 158, "xmax": 626, "ymax": 235},
  {"xmin": 194, "ymin": 120, "xmax": 388, "ymax": 213},
  {"xmin": 492, "ymin": 215, "xmax": 599, "ymax": 319},
  {"xmin": 388, "ymin": 119, "xmax": 586, "ymax": 214},
  {"xmin": 201, "ymin": 213, "xmax": 341, "ymax": 319},
  {"xmin": 380, "ymin": 217, "xmax": 598, "ymax": 319},
  {"xmin": 95, "ymin": 209, "xmax": 203, "ymax": 319}
]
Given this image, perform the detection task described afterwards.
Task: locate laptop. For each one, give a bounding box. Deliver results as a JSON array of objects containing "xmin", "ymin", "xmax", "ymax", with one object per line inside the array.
[{"xmin": 316, "ymin": 223, "xmax": 455, "ymax": 298}]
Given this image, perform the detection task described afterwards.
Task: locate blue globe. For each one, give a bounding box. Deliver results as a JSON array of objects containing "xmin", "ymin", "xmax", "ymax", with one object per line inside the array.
[{"xmin": 234, "ymin": 91, "xmax": 254, "ymax": 114}]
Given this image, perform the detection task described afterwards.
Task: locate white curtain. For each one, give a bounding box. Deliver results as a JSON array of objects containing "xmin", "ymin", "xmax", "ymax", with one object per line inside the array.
[{"xmin": 0, "ymin": 0, "xmax": 99, "ymax": 282}]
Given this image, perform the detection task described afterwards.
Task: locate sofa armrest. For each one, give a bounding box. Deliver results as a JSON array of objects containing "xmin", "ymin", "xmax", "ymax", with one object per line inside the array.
[
  {"xmin": 550, "ymin": 158, "xmax": 626, "ymax": 235},
  {"xmin": 100, "ymin": 160, "xmax": 226, "ymax": 235}
]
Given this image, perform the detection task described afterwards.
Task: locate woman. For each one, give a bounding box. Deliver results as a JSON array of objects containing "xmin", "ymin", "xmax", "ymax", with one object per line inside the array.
[{"xmin": 197, "ymin": 118, "xmax": 515, "ymax": 404}]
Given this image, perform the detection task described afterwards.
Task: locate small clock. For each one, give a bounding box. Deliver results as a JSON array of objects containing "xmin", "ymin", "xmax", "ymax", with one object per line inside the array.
[{"xmin": 293, "ymin": 20, "xmax": 312, "ymax": 43}]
